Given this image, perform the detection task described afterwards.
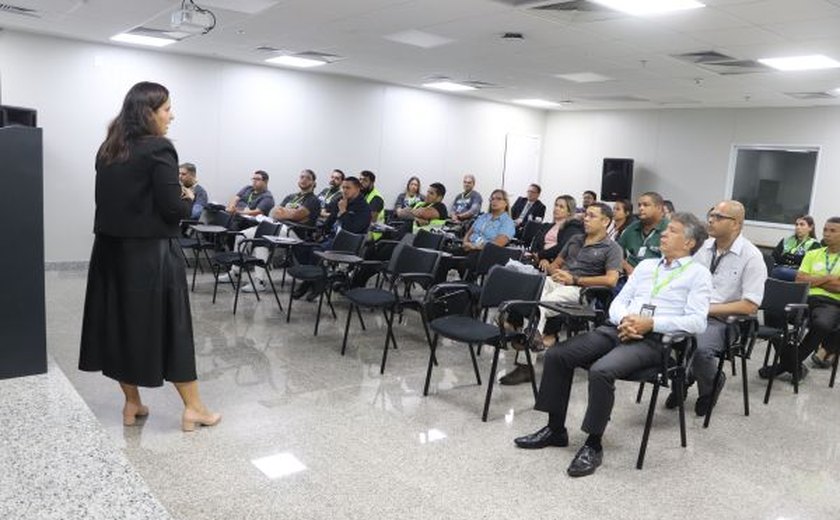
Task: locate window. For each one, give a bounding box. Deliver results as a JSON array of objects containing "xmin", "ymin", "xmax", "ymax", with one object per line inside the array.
[{"xmin": 728, "ymin": 145, "xmax": 819, "ymax": 226}]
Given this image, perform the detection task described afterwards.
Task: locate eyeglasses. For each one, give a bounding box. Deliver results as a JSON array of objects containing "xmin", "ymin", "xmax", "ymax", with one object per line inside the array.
[
  {"xmin": 707, "ymin": 212, "xmax": 735, "ymax": 222},
  {"xmin": 252, "ymin": 177, "xmax": 264, "ymax": 182}
]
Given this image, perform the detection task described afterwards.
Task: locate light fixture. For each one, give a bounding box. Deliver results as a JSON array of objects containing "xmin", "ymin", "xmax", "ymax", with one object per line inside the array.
[
  {"xmin": 513, "ymin": 98, "xmax": 562, "ymax": 109},
  {"xmin": 265, "ymin": 55, "xmax": 328, "ymax": 68},
  {"xmin": 758, "ymin": 55, "xmax": 840, "ymax": 71},
  {"xmin": 110, "ymin": 33, "xmax": 176, "ymax": 47},
  {"xmin": 555, "ymin": 72, "xmax": 614, "ymax": 83},
  {"xmin": 422, "ymin": 81, "xmax": 476, "ymax": 92},
  {"xmin": 590, "ymin": 0, "xmax": 705, "ymax": 16},
  {"xmin": 833, "ymin": 87, "xmax": 840, "ymax": 95}
]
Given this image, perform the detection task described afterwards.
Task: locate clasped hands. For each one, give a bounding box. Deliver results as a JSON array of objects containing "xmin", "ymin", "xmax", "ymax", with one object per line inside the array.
[{"xmin": 617, "ymin": 315, "xmax": 654, "ymax": 343}]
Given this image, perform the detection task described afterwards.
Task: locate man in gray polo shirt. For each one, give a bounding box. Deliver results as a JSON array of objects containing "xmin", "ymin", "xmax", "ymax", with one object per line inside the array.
[
  {"xmin": 501, "ymin": 202, "xmax": 623, "ymax": 385},
  {"xmin": 666, "ymin": 200, "xmax": 766, "ymax": 416}
]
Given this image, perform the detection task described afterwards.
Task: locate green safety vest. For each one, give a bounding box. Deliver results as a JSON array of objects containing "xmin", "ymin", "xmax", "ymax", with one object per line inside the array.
[
  {"xmin": 365, "ymin": 187, "xmax": 385, "ymax": 240},
  {"xmin": 411, "ymin": 201, "xmax": 447, "ymax": 233}
]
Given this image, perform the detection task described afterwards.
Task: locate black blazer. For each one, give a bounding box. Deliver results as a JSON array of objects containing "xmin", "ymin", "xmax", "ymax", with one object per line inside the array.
[
  {"xmin": 511, "ymin": 197, "xmax": 546, "ymax": 224},
  {"xmin": 94, "ymin": 137, "xmax": 190, "ymax": 238},
  {"xmin": 531, "ymin": 218, "xmax": 585, "ymax": 262}
]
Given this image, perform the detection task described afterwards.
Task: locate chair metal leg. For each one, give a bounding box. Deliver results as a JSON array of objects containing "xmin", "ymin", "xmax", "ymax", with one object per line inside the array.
[
  {"xmin": 211, "ymin": 266, "xmax": 220, "ymax": 304},
  {"xmin": 341, "ymin": 303, "xmax": 354, "ymax": 356},
  {"xmin": 762, "ymin": 338, "xmax": 772, "ymax": 367},
  {"xmin": 636, "ymin": 381, "xmax": 661, "ymax": 470},
  {"xmin": 419, "ymin": 312, "xmax": 437, "ymax": 366},
  {"xmin": 481, "ymin": 347, "xmax": 501, "ymax": 422},
  {"xmin": 423, "ymin": 333, "xmax": 439, "ymax": 396},
  {"xmin": 467, "ymin": 343, "xmax": 481, "ymax": 385},
  {"xmin": 244, "ymin": 268, "xmax": 260, "ymax": 301},
  {"xmin": 740, "ymin": 349, "xmax": 749, "ymax": 416},
  {"xmin": 314, "ymin": 289, "xmax": 325, "ymax": 336},
  {"xmin": 191, "ymin": 251, "xmax": 200, "ymax": 292},
  {"xmin": 286, "ymin": 279, "xmax": 295, "ymax": 323},
  {"xmin": 831, "ymin": 354, "xmax": 839, "ymax": 388},
  {"xmin": 676, "ymin": 378, "xmax": 687, "ymax": 448},
  {"xmin": 523, "ymin": 346, "xmax": 538, "ymax": 401},
  {"xmin": 355, "ymin": 306, "xmax": 367, "ymax": 330},
  {"xmin": 265, "ymin": 271, "xmax": 283, "ymax": 313},
  {"xmin": 792, "ymin": 343, "xmax": 800, "ymax": 394},
  {"xmin": 703, "ymin": 355, "xmax": 726, "ymax": 428},
  {"xmin": 380, "ymin": 309, "xmax": 396, "ymax": 374},
  {"xmin": 635, "ymin": 382, "xmax": 645, "ymax": 403},
  {"xmin": 763, "ymin": 347, "xmax": 781, "ymax": 404}
]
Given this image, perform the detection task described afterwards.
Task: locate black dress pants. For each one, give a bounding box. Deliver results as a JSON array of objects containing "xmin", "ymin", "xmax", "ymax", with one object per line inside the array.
[
  {"xmin": 535, "ymin": 325, "xmax": 663, "ymax": 436},
  {"xmin": 780, "ymin": 295, "xmax": 840, "ymax": 371}
]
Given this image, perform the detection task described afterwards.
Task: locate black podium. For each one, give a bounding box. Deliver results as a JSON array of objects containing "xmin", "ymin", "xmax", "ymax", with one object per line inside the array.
[{"xmin": 0, "ymin": 125, "xmax": 47, "ymax": 379}]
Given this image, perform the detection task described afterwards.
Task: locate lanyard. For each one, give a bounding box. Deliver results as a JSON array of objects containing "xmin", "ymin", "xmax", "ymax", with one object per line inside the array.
[
  {"xmin": 247, "ymin": 191, "xmax": 255, "ymax": 204},
  {"xmin": 651, "ymin": 260, "xmax": 693, "ymax": 298},
  {"xmin": 709, "ymin": 249, "xmax": 728, "ymax": 274},
  {"xmin": 786, "ymin": 237, "xmax": 811, "ymax": 254},
  {"xmin": 825, "ymin": 250, "xmax": 839, "ymax": 274},
  {"xmin": 287, "ymin": 192, "xmax": 306, "ymax": 207}
]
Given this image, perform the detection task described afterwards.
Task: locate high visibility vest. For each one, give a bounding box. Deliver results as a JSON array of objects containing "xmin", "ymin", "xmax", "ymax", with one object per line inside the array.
[
  {"xmin": 411, "ymin": 201, "xmax": 446, "ymax": 233},
  {"xmin": 365, "ymin": 187, "xmax": 385, "ymax": 240}
]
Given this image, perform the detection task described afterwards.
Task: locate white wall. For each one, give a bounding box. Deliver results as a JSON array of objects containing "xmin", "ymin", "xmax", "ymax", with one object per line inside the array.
[
  {"xmin": 0, "ymin": 31, "xmax": 545, "ymax": 262},
  {"xmin": 541, "ymin": 106, "xmax": 840, "ymax": 247}
]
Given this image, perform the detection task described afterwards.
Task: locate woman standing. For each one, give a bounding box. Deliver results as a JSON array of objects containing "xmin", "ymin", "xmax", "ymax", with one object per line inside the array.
[
  {"xmin": 770, "ymin": 215, "xmax": 820, "ymax": 281},
  {"xmin": 79, "ymin": 82, "xmax": 219, "ymax": 432},
  {"xmin": 607, "ymin": 199, "xmax": 633, "ymax": 241},
  {"xmin": 533, "ymin": 195, "xmax": 584, "ymax": 266},
  {"xmin": 393, "ymin": 176, "xmax": 424, "ymax": 210}
]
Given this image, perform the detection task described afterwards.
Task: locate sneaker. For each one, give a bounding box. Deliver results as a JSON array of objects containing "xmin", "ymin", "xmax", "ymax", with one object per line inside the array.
[
  {"xmin": 779, "ymin": 364, "xmax": 809, "ymax": 384},
  {"xmin": 695, "ymin": 372, "xmax": 726, "ymax": 417},
  {"xmin": 499, "ymin": 364, "xmax": 532, "ymax": 385},
  {"xmin": 810, "ymin": 353, "xmax": 832, "ymax": 369},
  {"xmin": 241, "ymin": 279, "xmax": 267, "ymax": 293},
  {"xmin": 217, "ymin": 272, "xmax": 232, "ymax": 283},
  {"xmin": 758, "ymin": 364, "xmax": 784, "ymax": 380}
]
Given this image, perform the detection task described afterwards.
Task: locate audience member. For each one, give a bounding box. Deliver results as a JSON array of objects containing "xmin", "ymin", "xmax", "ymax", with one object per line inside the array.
[
  {"xmin": 178, "ymin": 162, "xmax": 208, "ymax": 220},
  {"xmin": 394, "ymin": 182, "xmax": 448, "ymax": 232},
  {"xmin": 761, "ymin": 217, "xmax": 840, "ymax": 379},
  {"xmin": 532, "ymin": 195, "xmax": 583, "ymax": 263},
  {"xmin": 769, "ymin": 215, "xmax": 820, "ymax": 281},
  {"xmin": 618, "ymin": 192, "xmax": 668, "ymax": 275},
  {"xmin": 513, "ymin": 212, "xmax": 711, "ymax": 478},
  {"xmin": 226, "ymin": 170, "xmax": 275, "ymax": 221},
  {"xmin": 318, "ymin": 169, "xmax": 344, "ymax": 212},
  {"xmin": 450, "ymin": 174, "xmax": 483, "ymax": 223},
  {"xmin": 663, "ymin": 200, "xmax": 676, "ymax": 218},
  {"xmin": 667, "ymin": 200, "xmax": 766, "ymax": 416},
  {"xmin": 394, "ymin": 176, "xmax": 424, "ymax": 211},
  {"xmin": 360, "ymin": 170, "xmax": 385, "ymax": 239},
  {"xmin": 582, "ymin": 190, "xmax": 597, "ymax": 209},
  {"xmin": 607, "ymin": 199, "xmax": 633, "ymax": 241},
  {"xmin": 511, "ymin": 184, "xmax": 546, "ymax": 228}
]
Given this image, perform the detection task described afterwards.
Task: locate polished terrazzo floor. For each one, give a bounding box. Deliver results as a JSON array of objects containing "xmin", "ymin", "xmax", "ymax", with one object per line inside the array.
[{"xmin": 34, "ymin": 268, "xmax": 840, "ymax": 519}]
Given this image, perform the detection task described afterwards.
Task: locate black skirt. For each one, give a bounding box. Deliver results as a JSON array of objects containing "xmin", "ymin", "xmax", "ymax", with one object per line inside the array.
[{"xmin": 79, "ymin": 235, "xmax": 197, "ymax": 387}]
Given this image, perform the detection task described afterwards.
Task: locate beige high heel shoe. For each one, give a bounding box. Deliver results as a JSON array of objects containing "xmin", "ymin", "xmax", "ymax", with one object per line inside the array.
[
  {"xmin": 181, "ymin": 410, "xmax": 222, "ymax": 432},
  {"xmin": 123, "ymin": 403, "xmax": 149, "ymax": 426}
]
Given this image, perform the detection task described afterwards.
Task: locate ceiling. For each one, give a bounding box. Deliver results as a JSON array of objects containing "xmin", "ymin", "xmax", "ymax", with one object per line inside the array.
[{"xmin": 3, "ymin": 0, "xmax": 840, "ymax": 110}]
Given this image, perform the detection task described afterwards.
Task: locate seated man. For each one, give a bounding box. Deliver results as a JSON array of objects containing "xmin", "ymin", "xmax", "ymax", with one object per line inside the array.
[
  {"xmin": 500, "ymin": 202, "xmax": 622, "ymax": 386},
  {"xmin": 450, "ymin": 174, "xmax": 483, "ymax": 224},
  {"xmin": 318, "ymin": 169, "xmax": 345, "ymax": 211},
  {"xmin": 225, "ymin": 170, "xmax": 320, "ymax": 293},
  {"xmin": 394, "ymin": 182, "xmax": 448, "ymax": 232},
  {"xmin": 178, "ymin": 162, "xmax": 208, "ymax": 220},
  {"xmin": 761, "ymin": 216, "xmax": 840, "ymax": 380},
  {"xmin": 511, "ymin": 184, "xmax": 546, "ymax": 229},
  {"xmin": 360, "ymin": 170, "xmax": 385, "ymax": 240},
  {"xmin": 514, "ymin": 212, "xmax": 711, "ymax": 478},
  {"xmin": 618, "ymin": 192, "xmax": 668, "ymax": 276},
  {"xmin": 667, "ymin": 200, "xmax": 766, "ymax": 415},
  {"xmin": 225, "ymin": 170, "xmax": 275, "ymax": 228}
]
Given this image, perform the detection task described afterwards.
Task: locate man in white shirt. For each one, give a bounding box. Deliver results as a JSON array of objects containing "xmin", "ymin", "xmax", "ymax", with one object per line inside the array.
[{"xmin": 513, "ymin": 212, "xmax": 712, "ymax": 478}]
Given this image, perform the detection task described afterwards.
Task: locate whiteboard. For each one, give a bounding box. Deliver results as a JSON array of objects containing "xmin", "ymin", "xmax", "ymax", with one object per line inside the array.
[{"xmin": 502, "ymin": 134, "xmax": 541, "ymax": 199}]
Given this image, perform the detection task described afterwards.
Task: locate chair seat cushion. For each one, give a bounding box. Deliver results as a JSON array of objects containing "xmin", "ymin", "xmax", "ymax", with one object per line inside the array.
[
  {"xmin": 288, "ymin": 265, "xmax": 325, "ymax": 280},
  {"xmin": 430, "ymin": 315, "xmax": 500, "ymax": 344},
  {"xmin": 212, "ymin": 251, "xmax": 241, "ymax": 265},
  {"xmin": 344, "ymin": 288, "xmax": 396, "ymax": 308},
  {"xmin": 757, "ymin": 325, "xmax": 782, "ymax": 340},
  {"xmin": 179, "ymin": 238, "xmax": 199, "ymax": 248}
]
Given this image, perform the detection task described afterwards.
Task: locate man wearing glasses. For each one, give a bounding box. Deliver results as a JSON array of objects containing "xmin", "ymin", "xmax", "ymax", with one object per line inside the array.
[
  {"xmin": 666, "ymin": 200, "xmax": 766, "ymax": 416},
  {"xmin": 226, "ymin": 170, "xmax": 275, "ymax": 218},
  {"xmin": 511, "ymin": 184, "xmax": 546, "ymax": 228}
]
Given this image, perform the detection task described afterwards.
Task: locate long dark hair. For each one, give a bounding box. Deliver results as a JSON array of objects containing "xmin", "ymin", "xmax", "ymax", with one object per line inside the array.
[
  {"xmin": 796, "ymin": 215, "xmax": 817, "ymax": 239},
  {"xmin": 97, "ymin": 82, "xmax": 170, "ymax": 165}
]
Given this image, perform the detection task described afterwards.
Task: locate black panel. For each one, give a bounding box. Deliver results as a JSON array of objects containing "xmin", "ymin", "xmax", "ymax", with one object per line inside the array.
[
  {"xmin": 0, "ymin": 126, "xmax": 47, "ymax": 379},
  {"xmin": 0, "ymin": 105, "xmax": 38, "ymax": 128},
  {"xmin": 600, "ymin": 158, "xmax": 634, "ymax": 202}
]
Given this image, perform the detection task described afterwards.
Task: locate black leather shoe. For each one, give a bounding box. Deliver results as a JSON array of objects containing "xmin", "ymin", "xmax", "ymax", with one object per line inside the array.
[
  {"xmin": 500, "ymin": 364, "xmax": 532, "ymax": 386},
  {"xmin": 292, "ymin": 283, "xmax": 310, "ymax": 300},
  {"xmin": 567, "ymin": 445, "xmax": 603, "ymax": 477},
  {"xmin": 695, "ymin": 372, "xmax": 725, "ymax": 417},
  {"xmin": 514, "ymin": 426, "xmax": 568, "ymax": 449},
  {"xmin": 664, "ymin": 382, "xmax": 689, "ymax": 410},
  {"xmin": 758, "ymin": 364, "xmax": 784, "ymax": 380}
]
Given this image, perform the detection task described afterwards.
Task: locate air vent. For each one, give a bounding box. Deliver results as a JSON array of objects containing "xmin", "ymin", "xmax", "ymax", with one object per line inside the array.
[
  {"xmin": 255, "ymin": 45, "xmax": 282, "ymax": 52},
  {"xmin": 672, "ymin": 50, "xmax": 736, "ymax": 64},
  {"xmin": 672, "ymin": 51, "xmax": 772, "ymax": 76},
  {"xmin": 462, "ymin": 80, "xmax": 502, "ymax": 89},
  {"xmin": 294, "ymin": 51, "xmax": 343, "ymax": 63},
  {"xmin": 496, "ymin": 0, "xmax": 624, "ymax": 22},
  {"xmin": 0, "ymin": 3, "xmax": 40, "ymax": 17},
  {"xmin": 785, "ymin": 91, "xmax": 837, "ymax": 100}
]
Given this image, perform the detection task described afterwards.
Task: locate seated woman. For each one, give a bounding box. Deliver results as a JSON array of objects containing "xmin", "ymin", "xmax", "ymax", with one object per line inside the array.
[
  {"xmin": 393, "ymin": 176, "xmax": 424, "ymax": 211},
  {"xmin": 770, "ymin": 215, "xmax": 820, "ymax": 281},
  {"xmin": 607, "ymin": 198, "xmax": 633, "ymax": 241},
  {"xmin": 533, "ymin": 195, "xmax": 584, "ymax": 266}
]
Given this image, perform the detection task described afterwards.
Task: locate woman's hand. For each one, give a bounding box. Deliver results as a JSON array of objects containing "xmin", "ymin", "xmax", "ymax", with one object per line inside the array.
[{"xmin": 181, "ymin": 186, "xmax": 195, "ymax": 201}]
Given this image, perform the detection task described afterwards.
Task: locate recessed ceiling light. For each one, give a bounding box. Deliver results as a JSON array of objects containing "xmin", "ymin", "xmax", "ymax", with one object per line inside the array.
[
  {"xmin": 384, "ymin": 29, "xmax": 454, "ymax": 49},
  {"xmin": 832, "ymin": 87, "xmax": 840, "ymax": 95},
  {"xmin": 758, "ymin": 55, "xmax": 840, "ymax": 71},
  {"xmin": 110, "ymin": 33, "xmax": 176, "ymax": 47},
  {"xmin": 590, "ymin": 0, "xmax": 705, "ymax": 16},
  {"xmin": 555, "ymin": 72, "xmax": 614, "ymax": 83},
  {"xmin": 422, "ymin": 81, "xmax": 476, "ymax": 92},
  {"xmin": 513, "ymin": 99, "xmax": 562, "ymax": 109},
  {"xmin": 265, "ymin": 55, "xmax": 327, "ymax": 68}
]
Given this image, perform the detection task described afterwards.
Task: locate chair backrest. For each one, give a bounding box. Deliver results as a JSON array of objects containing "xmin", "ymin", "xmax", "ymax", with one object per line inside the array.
[
  {"xmin": 393, "ymin": 245, "xmax": 441, "ymax": 278},
  {"xmin": 253, "ymin": 220, "xmax": 281, "ymax": 238},
  {"xmin": 204, "ymin": 208, "xmax": 233, "ymax": 228},
  {"xmin": 413, "ymin": 229, "xmax": 445, "ymax": 251},
  {"xmin": 760, "ymin": 278, "xmax": 809, "ymax": 329},
  {"xmin": 521, "ymin": 220, "xmax": 543, "ymax": 250},
  {"xmin": 479, "ymin": 265, "xmax": 545, "ymax": 309},
  {"xmin": 331, "ymin": 229, "xmax": 367, "ymax": 255},
  {"xmin": 474, "ymin": 243, "xmax": 524, "ymax": 277}
]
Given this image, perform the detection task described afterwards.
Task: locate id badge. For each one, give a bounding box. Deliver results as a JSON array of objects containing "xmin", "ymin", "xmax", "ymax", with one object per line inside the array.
[
  {"xmin": 640, "ymin": 304, "xmax": 656, "ymax": 318},
  {"xmin": 637, "ymin": 246, "xmax": 647, "ymax": 257}
]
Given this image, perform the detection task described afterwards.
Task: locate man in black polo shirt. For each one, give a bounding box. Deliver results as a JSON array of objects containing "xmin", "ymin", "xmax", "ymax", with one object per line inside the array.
[
  {"xmin": 501, "ymin": 203, "xmax": 623, "ymax": 385},
  {"xmin": 394, "ymin": 182, "xmax": 448, "ymax": 231}
]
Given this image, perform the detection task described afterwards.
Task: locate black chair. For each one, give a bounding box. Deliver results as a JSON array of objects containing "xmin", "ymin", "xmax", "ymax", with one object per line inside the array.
[
  {"xmin": 285, "ymin": 229, "xmax": 367, "ymax": 335},
  {"xmin": 413, "ymin": 229, "xmax": 446, "ymax": 251},
  {"xmin": 701, "ymin": 314, "xmax": 758, "ymax": 428},
  {"xmin": 830, "ymin": 338, "xmax": 840, "ymax": 388},
  {"xmin": 341, "ymin": 245, "xmax": 441, "ymax": 374},
  {"xmin": 180, "ymin": 209, "xmax": 233, "ymax": 291},
  {"xmin": 423, "ymin": 265, "xmax": 545, "ymax": 422},
  {"xmin": 465, "ymin": 243, "xmax": 523, "ymax": 284},
  {"xmin": 760, "ymin": 279, "xmax": 811, "ymax": 403},
  {"xmin": 210, "ymin": 220, "xmax": 283, "ymax": 314}
]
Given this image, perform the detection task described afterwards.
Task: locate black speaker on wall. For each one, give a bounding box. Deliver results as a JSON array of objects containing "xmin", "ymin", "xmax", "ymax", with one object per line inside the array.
[{"xmin": 600, "ymin": 158, "xmax": 634, "ymax": 202}]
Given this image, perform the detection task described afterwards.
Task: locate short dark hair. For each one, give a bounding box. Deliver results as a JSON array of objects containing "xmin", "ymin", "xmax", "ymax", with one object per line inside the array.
[
  {"xmin": 360, "ymin": 170, "xmax": 376, "ymax": 182},
  {"xmin": 663, "ymin": 200, "xmax": 675, "ymax": 214},
  {"xmin": 640, "ymin": 191, "xmax": 664, "ymax": 207},
  {"xmin": 670, "ymin": 212, "xmax": 708, "ymax": 255},
  {"xmin": 333, "ymin": 169, "xmax": 345, "ymax": 179},
  {"xmin": 179, "ymin": 162, "xmax": 196, "ymax": 175},
  {"xmin": 302, "ymin": 169, "xmax": 316, "ymax": 181},
  {"xmin": 827, "ymin": 216, "xmax": 840, "ymax": 226},
  {"xmin": 584, "ymin": 190, "xmax": 597, "ymax": 199},
  {"xmin": 254, "ymin": 170, "xmax": 269, "ymax": 182},
  {"xmin": 589, "ymin": 201, "xmax": 613, "ymax": 221},
  {"xmin": 343, "ymin": 176, "xmax": 361, "ymax": 188},
  {"xmin": 430, "ymin": 182, "xmax": 446, "ymax": 198},
  {"xmin": 529, "ymin": 184, "xmax": 542, "ymax": 194}
]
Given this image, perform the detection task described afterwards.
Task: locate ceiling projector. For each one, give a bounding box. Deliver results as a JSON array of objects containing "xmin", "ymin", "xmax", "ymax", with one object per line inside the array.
[{"xmin": 170, "ymin": 3, "xmax": 216, "ymax": 35}]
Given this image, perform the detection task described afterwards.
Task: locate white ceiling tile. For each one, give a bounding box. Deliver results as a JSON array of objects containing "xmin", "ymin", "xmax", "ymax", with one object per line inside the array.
[{"xmin": 717, "ymin": 0, "xmax": 840, "ymax": 25}]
